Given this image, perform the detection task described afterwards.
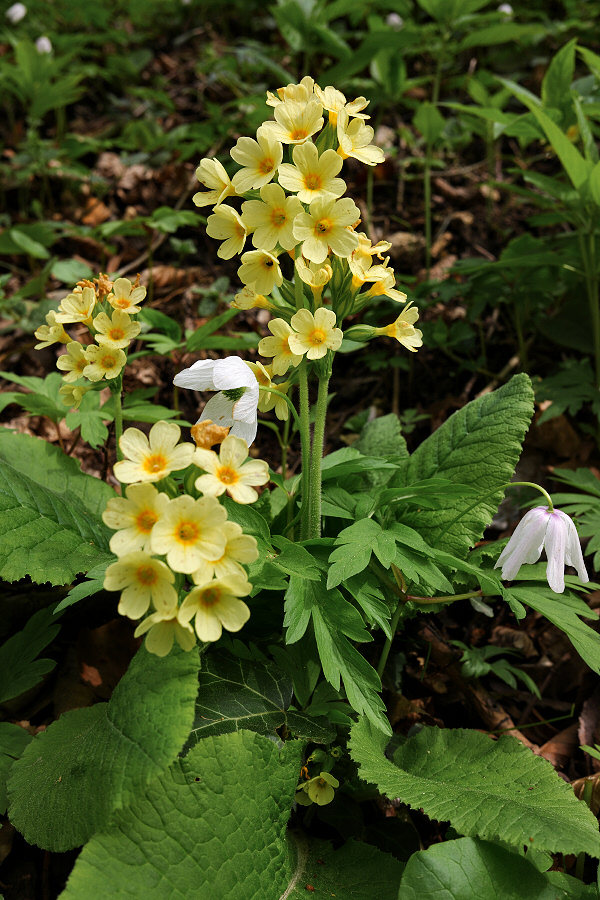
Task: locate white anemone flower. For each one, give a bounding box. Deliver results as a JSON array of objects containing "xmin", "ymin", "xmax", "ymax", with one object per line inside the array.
[
  {"xmin": 173, "ymin": 357, "xmax": 259, "ymax": 447},
  {"xmin": 494, "ymin": 506, "xmax": 589, "ymax": 594}
]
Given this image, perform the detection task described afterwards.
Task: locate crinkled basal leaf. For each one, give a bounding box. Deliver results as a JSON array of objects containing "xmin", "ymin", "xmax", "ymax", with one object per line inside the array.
[
  {"xmin": 286, "ymin": 836, "xmax": 404, "ymax": 899},
  {"xmin": 355, "ymin": 412, "xmax": 408, "ymax": 461},
  {"xmin": 183, "ymin": 652, "xmax": 334, "ymax": 748},
  {"xmin": 60, "ymin": 731, "xmax": 303, "ymax": 900},
  {"xmin": 349, "ymin": 719, "xmax": 600, "ymax": 859},
  {"xmin": 392, "ymin": 374, "xmax": 534, "ymax": 556},
  {"xmin": 8, "ymin": 644, "xmax": 199, "ymax": 851},
  {"xmin": 0, "ymin": 431, "xmax": 115, "ymax": 585},
  {"xmin": 0, "ymin": 606, "xmax": 60, "ymax": 704},
  {"xmin": 0, "ymin": 723, "xmax": 32, "ymax": 815},
  {"xmin": 398, "ymin": 837, "xmax": 597, "ymax": 900}
]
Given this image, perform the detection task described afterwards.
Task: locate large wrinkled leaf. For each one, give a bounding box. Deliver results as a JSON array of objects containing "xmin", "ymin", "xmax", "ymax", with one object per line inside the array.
[
  {"xmin": 8, "ymin": 645, "xmax": 200, "ymax": 851},
  {"xmin": 0, "ymin": 723, "xmax": 32, "ymax": 815},
  {"xmin": 184, "ymin": 652, "xmax": 335, "ymax": 747},
  {"xmin": 350, "ymin": 719, "xmax": 600, "ymax": 859},
  {"xmin": 60, "ymin": 731, "xmax": 303, "ymax": 899},
  {"xmin": 287, "ymin": 837, "xmax": 404, "ymax": 899}
]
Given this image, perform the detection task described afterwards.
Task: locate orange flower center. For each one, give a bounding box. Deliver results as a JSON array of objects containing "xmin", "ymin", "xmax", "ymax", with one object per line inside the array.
[
  {"xmin": 114, "ymin": 297, "xmax": 130, "ymax": 309},
  {"xmin": 258, "ymin": 156, "xmax": 274, "ymax": 174},
  {"xmin": 262, "ymin": 258, "xmax": 274, "ymax": 269},
  {"xmin": 136, "ymin": 564, "xmax": 158, "ymax": 586},
  {"xmin": 304, "ymin": 173, "xmax": 322, "ymax": 191},
  {"xmin": 101, "ymin": 354, "xmax": 118, "ymax": 370},
  {"xmin": 177, "ymin": 521, "xmax": 199, "ymax": 544},
  {"xmin": 308, "ymin": 328, "xmax": 327, "ymax": 346},
  {"xmin": 270, "ymin": 208, "xmax": 287, "ymax": 228},
  {"xmin": 143, "ymin": 453, "xmax": 167, "ymax": 474},
  {"xmin": 315, "ymin": 218, "xmax": 332, "ymax": 236},
  {"xmin": 217, "ymin": 465, "xmax": 239, "ymax": 485},
  {"xmin": 290, "ymin": 128, "xmax": 309, "ymax": 141},
  {"xmin": 136, "ymin": 509, "xmax": 158, "ymax": 533},
  {"xmin": 201, "ymin": 587, "xmax": 221, "ymax": 607},
  {"xmin": 108, "ymin": 327, "xmax": 126, "ymax": 341}
]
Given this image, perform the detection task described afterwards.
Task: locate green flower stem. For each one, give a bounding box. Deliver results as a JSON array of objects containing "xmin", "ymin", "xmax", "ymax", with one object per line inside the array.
[
  {"xmin": 256, "ymin": 385, "xmax": 302, "ymax": 434},
  {"xmin": 307, "ymin": 370, "xmax": 331, "ymax": 539},
  {"xmin": 110, "ymin": 374, "xmax": 124, "ymax": 462},
  {"xmin": 298, "ymin": 358, "xmax": 312, "ymax": 541},
  {"xmin": 433, "ymin": 480, "xmax": 554, "ymax": 548}
]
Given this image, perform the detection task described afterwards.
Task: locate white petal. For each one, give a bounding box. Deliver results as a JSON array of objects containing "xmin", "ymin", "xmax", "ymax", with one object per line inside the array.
[
  {"xmin": 494, "ymin": 507, "xmax": 549, "ymax": 581},
  {"xmin": 544, "ymin": 511, "xmax": 568, "ymax": 593},
  {"xmin": 230, "ymin": 418, "xmax": 257, "ymax": 447},
  {"xmin": 200, "ymin": 394, "xmax": 235, "ymax": 427},
  {"xmin": 173, "ymin": 359, "xmax": 216, "ymax": 390},
  {"xmin": 559, "ymin": 510, "xmax": 589, "ymax": 585},
  {"xmin": 212, "ymin": 357, "xmax": 257, "ymax": 389}
]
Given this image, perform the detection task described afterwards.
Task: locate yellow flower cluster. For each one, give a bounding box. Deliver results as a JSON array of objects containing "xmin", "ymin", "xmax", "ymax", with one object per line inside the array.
[
  {"xmin": 102, "ymin": 422, "xmax": 269, "ymax": 656},
  {"xmin": 34, "ymin": 275, "xmax": 145, "ymax": 409}
]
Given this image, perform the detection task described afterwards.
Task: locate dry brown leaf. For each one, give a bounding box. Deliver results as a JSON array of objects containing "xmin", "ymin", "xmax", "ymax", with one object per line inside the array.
[
  {"xmin": 538, "ymin": 721, "xmax": 579, "ymax": 769},
  {"xmin": 81, "ymin": 197, "xmax": 112, "ymax": 227},
  {"xmin": 491, "ymin": 625, "xmax": 537, "ymax": 658}
]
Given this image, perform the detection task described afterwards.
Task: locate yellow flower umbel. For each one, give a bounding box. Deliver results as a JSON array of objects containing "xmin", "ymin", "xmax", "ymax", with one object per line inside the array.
[
  {"xmin": 288, "ymin": 308, "xmax": 343, "ymax": 360},
  {"xmin": 363, "ymin": 265, "xmax": 408, "ymax": 304},
  {"xmin": 295, "ymin": 772, "xmax": 339, "ymax": 806},
  {"xmin": 104, "ymin": 552, "xmax": 177, "ymax": 620},
  {"xmin": 55, "ymin": 286, "xmax": 96, "ymax": 325},
  {"xmin": 258, "ymin": 319, "xmax": 304, "ymax": 375},
  {"xmin": 191, "ymin": 521, "xmax": 259, "ymax": 585},
  {"xmin": 114, "ymin": 421, "xmax": 195, "ymax": 484},
  {"xmin": 134, "ymin": 603, "xmax": 196, "ymax": 657},
  {"xmin": 59, "ymin": 383, "xmax": 91, "ymax": 409},
  {"xmin": 102, "ymin": 483, "xmax": 170, "ymax": 555},
  {"xmin": 108, "ymin": 277, "xmax": 146, "ymax": 314},
  {"xmin": 238, "ymin": 249, "xmax": 283, "ymax": 295},
  {"xmin": 293, "ymin": 195, "xmax": 360, "ymax": 264},
  {"xmin": 295, "ymin": 257, "xmax": 333, "ymax": 304},
  {"xmin": 314, "ymin": 85, "xmax": 370, "ymax": 127},
  {"xmin": 56, "ymin": 342, "xmax": 88, "ymax": 383},
  {"xmin": 193, "ymin": 158, "xmax": 236, "ymax": 208},
  {"xmin": 206, "ymin": 205, "xmax": 248, "ymax": 260},
  {"xmin": 193, "ymin": 434, "xmax": 269, "ymax": 504},
  {"xmin": 83, "ymin": 344, "xmax": 127, "ymax": 382},
  {"xmin": 231, "ymin": 125, "xmax": 283, "ymax": 192},
  {"xmin": 266, "ymin": 76, "xmax": 316, "ymax": 107},
  {"xmin": 241, "ymin": 183, "xmax": 302, "ymax": 252},
  {"xmin": 178, "ymin": 575, "xmax": 252, "ymax": 642},
  {"xmin": 34, "ymin": 310, "xmax": 69, "ymax": 349},
  {"xmin": 277, "ymin": 143, "xmax": 346, "ymax": 203},
  {"xmin": 263, "ymin": 98, "xmax": 324, "ymax": 144},
  {"xmin": 374, "ymin": 302, "xmax": 423, "ymax": 352},
  {"xmin": 93, "ymin": 309, "xmax": 141, "ymax": 349},
  {"xmin": 150, "ymin": 494, "xmax": 228, "ymax": 574},
  {"xmin": 337, "ymin": 110, "xmax": 385, "ymax": 166}
]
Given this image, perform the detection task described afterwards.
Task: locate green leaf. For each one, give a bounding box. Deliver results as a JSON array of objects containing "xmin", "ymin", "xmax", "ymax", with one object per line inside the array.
[
  {"xmin": 328, "ymin": 519, "xmax": 396, "ymax": 588},
  {"xmin": 0, "ymin": 371, "xmax": 66, "ymax": 423},
  {"xmin": 270, "ymin": 535, "xmax": 321, "ymax": 581},
  {"xmin": 459, "ymin": 22, "xmax": 545, "ymax": 50},
  {"xmin": 0, "ymin": 606, "xmax": 60, "ymax": 704},
  {"xmin": 392, "ymin": 373, "xmax": 534, "ymax": 557},
  {"xmin": 398, "ymin": 837, "xmax": 598, "ymax": 900},
  {"xmin": 0, "ymin": 723, "xmax": 32, "ymax": 816},
  {"xmin": 183, "ymin": 652, "xmax": 334, "ymax": 746},
  {"xmin": 542, "ymin": 38, "xmax": 576, "ymax": 111},
  {"xmin": 66, "ymin": 391, "xmax": 111, "ymax": 448},
  {"xmin": 8, "ymin": 644, "xmax": 200, "ymax": 851},
  {"xmin": 287, "ymin": 838, "xmax": 404, "ymax": 899},
  {"xmin": 504, "ymin": 585, "xmax": 600, "ymax": 674},
  {"xmin": 0, "ymin": 431, "xmax": 114, "ymax": 585},
  {"xmin": 59, "ymin": 731, "xmax": 303, "ymax": 899},
  {"xmin": 185, "ymin": 308, "xmax": 238, "ymax": 351},
  {"xmin": 350, "ymin": 719, "xmax": 600, "ymax": 859},
  {"xmin": 355, "ymin": 413, "xmax": 408, "ymax": 461},
  {"xmin": 413, "ymin": 101, "xmax": 445, "ymax": 144},
  {"xmin": 50, "ymin": 260, "xmax": 94, "ymax": 284},
  {"xmin": 55, "ymin": 561, "xmax": 110, "ymax": 613},
  {"xmin": 9, "ymin": 227, "xmax": 51, "ymax": 259}
]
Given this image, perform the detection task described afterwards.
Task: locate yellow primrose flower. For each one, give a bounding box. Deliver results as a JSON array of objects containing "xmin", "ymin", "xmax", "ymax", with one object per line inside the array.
[
  {"xmin": 258, "ymin": 318, "xmax": 304, "ymax": 375},
  {"xmin": 231, "ymin": 125, "xmax": 284, "ymax": 193},
  {"xmin": 295, "ymin": 256, "xmax": 333, "ymax": 302},
  {"xmin": 246, "ymin": 361, "xmax": 290, "ymax": 420},
  {"xmin": 288, "ymin": 307, "xmax": 343, "ymax": 360},
  {"xmin": 83, "ymin": 344, "xmax": 126, "ymax": 381},
  {"xmin": 349, "ymin": 235, "xmax": 393, "ymax": 289},
  {"xmin": 374, "ymin": 302, "xmax": 423, "ymax": 352},
  {"xmin": 263, "ymin": 99, "xmax": 324, "ymax": 145},
  {"xmin": 34, "ymin": 310, "xmax": 69, "ymax": 349},
  {"xmin": 231, "ymin": 285, "xmax": 275, "ymax": 311},
  {"xmin": 241, "ymin": 183, "xmax": 302, "ymax": 252},
  {"xmin": 191, "ymin": 521, "xmax": 259, "ymax": 586},
  {"xmin": 93, "ymin": 309, "xmax": 141, "ymax": 349},
  {"xmin": 206, "ymin": 204, "xmax": 248, "ymax": 259},
  {"xmin": 193, "ymin": 433, "xmax": 269, "ymax": 504},
  {"xmin": 193, "ymin": 157, "xmax": 236, "ymax": 208},
  {"xmin": 114, "ymin": 421, "xmax": 196, "ymax": 484},
  {"xmin": 104, "ymin": 552, "xmax": 177, "ymax": 620},
  {"xmin": 314, "ymin": 85, "xmax": 370, "ymax": 127},
  {"xmin": 178, "ymin": 575, "xmax": 252, "ymax": 643},
  {"xmin": 107, "ymin": 277, "xmax": 146, "ymax": 314},
  {"xmin": 363, "ymin": 265, "xmax": 408, "ymax": 303},
  {"xmin": 55, "ymin": 286, "xmax": 96, "ymax": 324},
  {"xmin": 337, "ymin": 110, "xmax": 385, "ymax": 166},
  {"xmin": 277, "ymin": 143, "xmax": 346, "ymax": 203},
  {"xmin": 295, "ymin": 772, "xmax": 339, "ymax": 806},
  {"xmin": 59, "ymin": 383, "xmax": 91, "ymax": 409},
  {"xmin": 56, "ymin": 342, "xmax": 88, "ymax": 383},
  {"xmin": 150, "ymin": 494, "xmax": 228, "ymax": 574},
  {"xmin": 237, "ymin": 249, "xmax": 283, "ymax": 295},
  {"xmin": 102, "ymin": 483, "xmax": 170, "ymax": 556},
  {"xmin": 266, "ymin": 76, "xmax": 316, "ymax": 107},
  {"xmin": 293, "ymin": 195, "xmax": 360, "ymax": 264},
  {"xmin": 134, "ymin": 604, "xmax": 196, "ymax": 657}
]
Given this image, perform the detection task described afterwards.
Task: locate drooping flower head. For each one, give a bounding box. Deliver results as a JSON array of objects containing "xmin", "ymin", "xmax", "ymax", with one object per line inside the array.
[
  {"xmin": 495, "ymin": 506, "xmax": 589, "ymax": 594},
  {"xmin": 174, "ymin": 357, "xmax": 260, "ymax": 447}
]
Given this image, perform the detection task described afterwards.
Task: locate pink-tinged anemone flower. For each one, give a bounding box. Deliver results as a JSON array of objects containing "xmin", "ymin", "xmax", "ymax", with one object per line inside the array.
[{"xmin": 494, "ymin": 506, "xmax": 589, "ymax": 593}]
